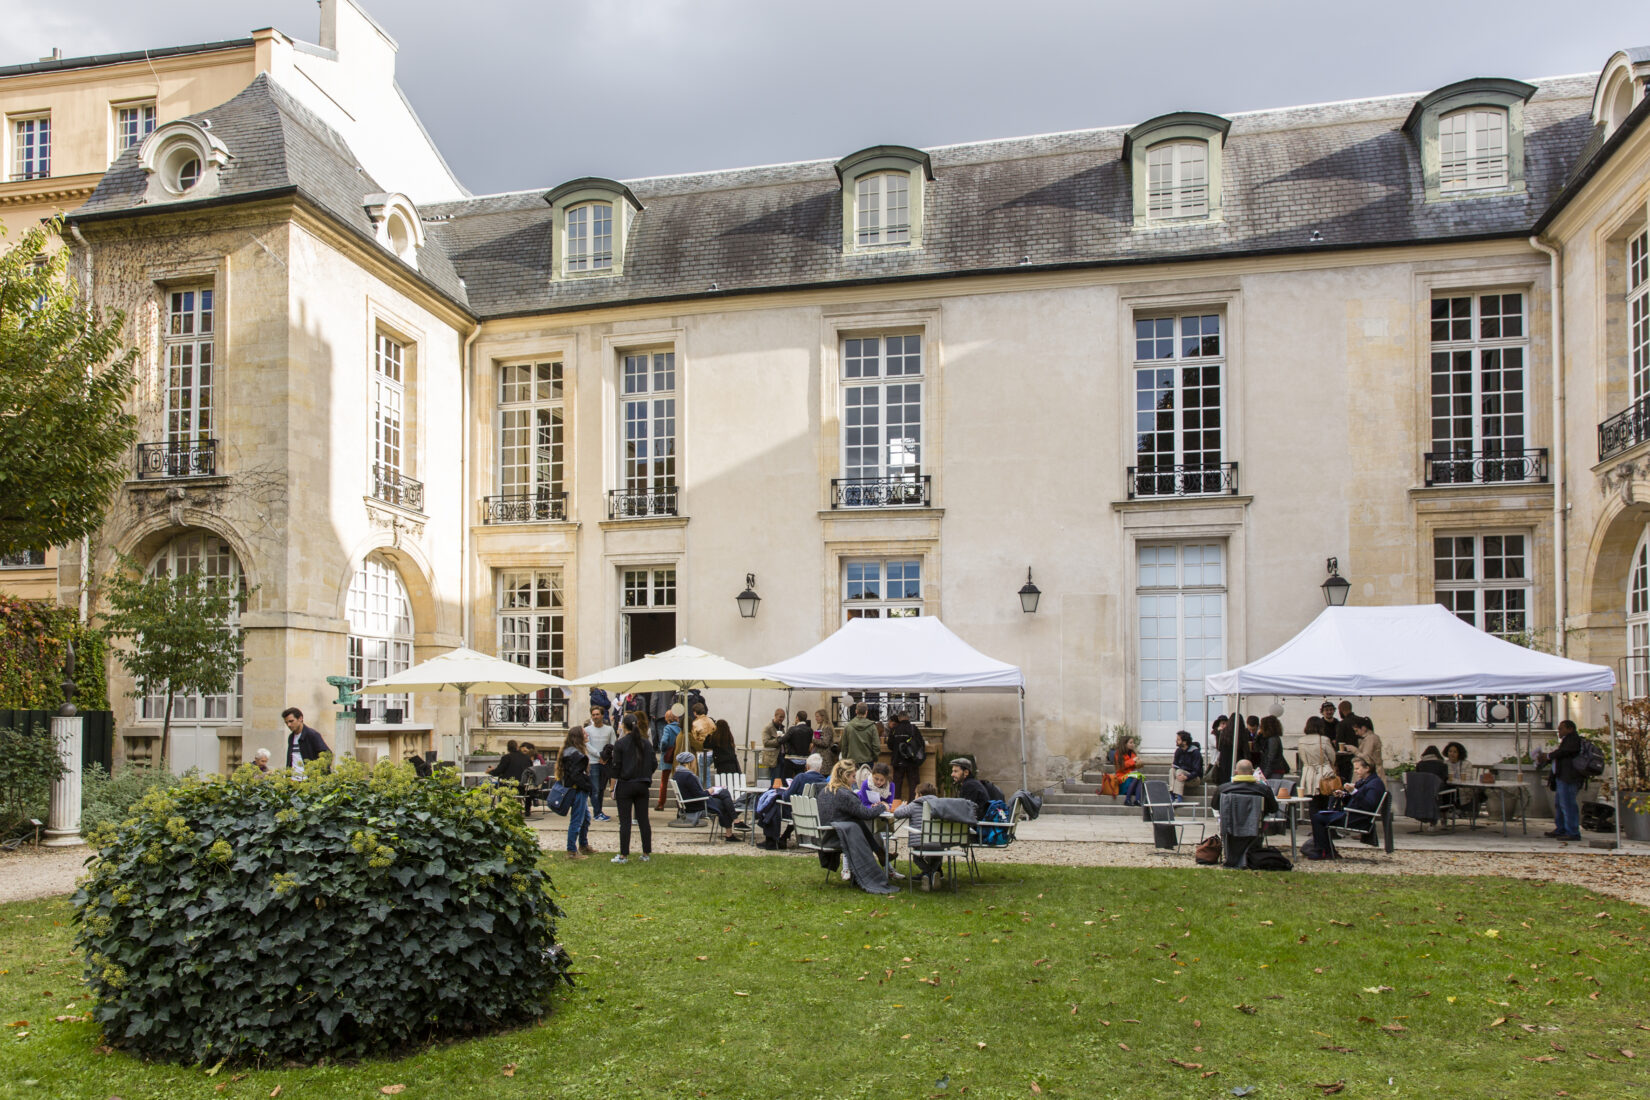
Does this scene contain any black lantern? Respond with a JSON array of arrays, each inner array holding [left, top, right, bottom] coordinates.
[[1018, 567, 1041, 614], [1322, 557, 1351, 607], [736, 573, 761, 619]]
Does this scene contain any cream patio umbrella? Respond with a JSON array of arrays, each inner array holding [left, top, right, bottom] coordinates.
[[359, 647, 570, 758]]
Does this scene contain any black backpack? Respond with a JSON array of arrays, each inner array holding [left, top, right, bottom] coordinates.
[[1244, 845, 1293, 872], [1575, 739, 1605, 778], [894, 724, 925, 763]]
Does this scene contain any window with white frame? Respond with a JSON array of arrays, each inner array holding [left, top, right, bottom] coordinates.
[[0, 549, 46, 568], [165, 288, 214, 450], [1132, 312, 1224, 496], [1429, 292, 1528, 482], [566, 201, 614, 273], [1438, 107, 1509, 193], [496, 361, 564, 520], [115, 102, 156, 156], [10, 115, 49, 181], [496, 569, 565, 724], [855, 172, 911, 247], [618, 351, 676, 513], [1434, 533, 1529, 638], [624, 567, 677, 610], [141, 531, 243, 722], [348, 556, 413, 722], [371, 331, 407, 501], [843, 558, 922, 621], [1146, 141, 1209, 219], [1136, 543, 1224, 745], [1630, 531, 1650, 700], [840, 334, 924, 506], [1631, 231, 1649, 406]]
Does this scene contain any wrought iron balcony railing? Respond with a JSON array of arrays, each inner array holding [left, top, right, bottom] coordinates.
[[484, 697, 568, 727], [1125, 462, 1238, 499], [831, 693, 930, 728], [371, 466, 424, 512], [607, 485, 678, 519], [831, 475, 931, 509], [1422, 447, 1548, 487], [1600, 398, 1650, 462], [1426, 694, 1553, 730], [481, 492, 567, 524], [135, 439, 218, 479]]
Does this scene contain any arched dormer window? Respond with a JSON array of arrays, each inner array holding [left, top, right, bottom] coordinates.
[[1403, 78, 1536, 201], [1592, 48, 1650, 137], [1123, 112, 1231, 227], [544, 178, 642, 279], [835, 145, 933, 253], [137, 119, 228, 203], [363, 192, 425, 269]]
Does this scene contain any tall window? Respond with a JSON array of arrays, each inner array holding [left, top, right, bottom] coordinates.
[[115, 102, 156, 154], [620, 351, 676, 504], [1434, 534, 1528, 638], [141, 532, 243, 722], [566, 201, 614, 272], [496, 570, 565, 724], [1136, 543, 1224, 744], [856, 172, 911, 247], [843, 559, 921, 621], [1146, 141, 1209, 219], [371, 331, 406, 491], [348, 556, 413, 722], [1438, 107, 1508, 193], [165, 288, 214, 448], [1630, 531, 1650, 700], [841, 335, 923, 503], [1631, 231, 1649, 406], [1133, 313, 1224, 495], [498, 361, 564, 518], [10, 116, 49, 180], [1430, 292, 1526, 480]]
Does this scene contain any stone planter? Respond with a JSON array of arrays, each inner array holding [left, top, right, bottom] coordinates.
[[1621, 800, 1650, 842], [1493, 765, 1549, 818]]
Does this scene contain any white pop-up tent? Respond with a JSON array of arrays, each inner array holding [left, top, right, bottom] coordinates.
[[756, 617, 1030, 790], [1204, 604, 1621, 847]]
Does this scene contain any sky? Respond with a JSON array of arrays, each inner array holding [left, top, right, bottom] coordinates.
[[3, 0, 1646, 197]]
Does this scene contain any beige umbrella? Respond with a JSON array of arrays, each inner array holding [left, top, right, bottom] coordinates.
[[359, 646, 570, 757]]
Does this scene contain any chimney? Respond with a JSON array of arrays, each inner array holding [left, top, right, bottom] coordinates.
[[39, 47, 62, 62]]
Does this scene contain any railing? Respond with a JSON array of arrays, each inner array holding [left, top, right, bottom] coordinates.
[[607, 486, 677, 519], [831, 693, 930, 728], [481, 492, 567, 524], [1423, 448, 1548, 487], [831, 475, 931, 509], [484, 697, 568, 727], [1426, 694, 1554, 730], [135, 439, 218, 479], [1125, 462, 1238, 499], [372, 466, 424, 512], [1599, 398, 1650, 462]]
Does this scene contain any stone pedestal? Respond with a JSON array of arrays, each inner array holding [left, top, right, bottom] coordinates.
[[44, 715, 85, 847], [334, 711, 356, 761]]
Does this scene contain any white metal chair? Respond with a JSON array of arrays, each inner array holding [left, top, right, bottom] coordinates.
[[1141, 779, 1206, 851], [788, 791, 843, 881], [907, 801, 975, 891], [668, 777, 713, 837], [1326, 791, 1390, 854]]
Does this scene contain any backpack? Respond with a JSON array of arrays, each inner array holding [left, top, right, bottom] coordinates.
[[894, 726, 925, 764], [981, 779, 1006, 805], [1194, 835, 1223, 865], [1575, 739, 1605, 778], [975, 801, 1011, 846], [1244, 845, 1293, 872]]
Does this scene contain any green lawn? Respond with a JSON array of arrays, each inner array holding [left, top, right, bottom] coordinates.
[[1, 857, 1647, 1099]]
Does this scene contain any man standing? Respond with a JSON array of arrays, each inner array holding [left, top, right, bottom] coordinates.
[[760, 707, 787, 784], [654, 707, 681, 810], [282, 707, 329, 778], [584, 706, 614, 821], [841, 703, 882, 769], [886, 709, 924, 802], [1543, 719, 1585, 842]]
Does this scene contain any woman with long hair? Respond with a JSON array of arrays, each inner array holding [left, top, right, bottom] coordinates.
[[706, 717, 740, 776], [1254, 714, 1288, 780], [1296, 715, 1338, 809], [558, 726, 595, 861], [609, 713, 658, 863], [813, 709, 837, 768], [1209, 715, 1233, 787], [814, 758, 897, 891]]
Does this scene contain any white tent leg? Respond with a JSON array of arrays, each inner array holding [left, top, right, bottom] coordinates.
[[743, 689, 753, 783], [1608, 691, 1622, 851], [1017, 688, 1030, 794]]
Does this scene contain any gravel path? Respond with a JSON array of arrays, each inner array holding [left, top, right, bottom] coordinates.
[[0, 845, 91, 904]]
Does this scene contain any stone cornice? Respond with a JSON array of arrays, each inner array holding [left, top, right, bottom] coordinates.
[[0, 172, 100, 208]]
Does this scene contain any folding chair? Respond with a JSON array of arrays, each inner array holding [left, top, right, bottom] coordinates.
[[907, 802, 975, 891], [518, 764, 553, 817], [1141, 779, 1206, 851], [788, 792, 843, 882], [668, 777, 713, 838], [1327, 792, 1390, 855], [713, 773, 755, 832], [1404, 771, 1459, 833]]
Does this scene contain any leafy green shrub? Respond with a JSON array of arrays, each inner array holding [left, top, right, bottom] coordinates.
[[73, 760, 572, 1063], [0, 725, 64, 838], [78, 763, 178, 833]]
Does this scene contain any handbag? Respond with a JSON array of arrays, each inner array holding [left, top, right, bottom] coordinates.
[[1318, 776, 1342, 798], [546, 781, 574, 816], [1194, 835, 1223, 865], [1099, 772, 1121, 798]]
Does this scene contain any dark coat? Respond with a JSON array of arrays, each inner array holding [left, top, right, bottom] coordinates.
[[287, 724, 329, 764], [957, 776, 992, 820], [1254, 734, 1287, 778], [1340, 772, 1386, 815], [558, 746, 591, 793], [489, 750, 531, 782], [611, 734, 657, 782], [1173, 743, 1204, 777], [783, 721, 814, 757], [673, 768, 710, 803], [786, 769, 827, 797], [1547, 729, 1585, 786]]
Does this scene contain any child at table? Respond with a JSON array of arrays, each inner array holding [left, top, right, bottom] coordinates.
[[857, 762, 896, 809], [894, 782, 944, 889]]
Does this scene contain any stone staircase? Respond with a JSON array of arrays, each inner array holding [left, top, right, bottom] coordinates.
[[1039, 752, 1213, 817]]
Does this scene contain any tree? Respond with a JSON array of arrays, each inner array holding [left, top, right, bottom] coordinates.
[[0, 219, 136, 557], [104, 556, 249, 767]]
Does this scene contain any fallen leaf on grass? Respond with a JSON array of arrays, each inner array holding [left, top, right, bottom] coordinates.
[[1621, 1049, 1636, 1059], [1329, 920, 1352, 927], [1489, 1017, 1508, 1027], [1030, 1083, 1042, 1095], [1319, 1045, 1354, 1053], [1315, 1082, 1345, 1095], [1357, 1016, 1377, 1025], [381, 1088, 406, 1096], [1589, 992, 1601, 1001], [501, 1063, 516, 1077], [1526, 1055, 1556, 1063], [1202, 1070, 1219, 1078], [1362, 985, 1392, 994], [270, 1089, 282, 1098], [977, 1041, 987, 1049], [732, 991, 750, 997], [1233, 1004, 1257, 1015], [1381, 1024, 1408, 1034], [1118, 1042, 1130, 1051], [1168, 1059, 1203, 1070]]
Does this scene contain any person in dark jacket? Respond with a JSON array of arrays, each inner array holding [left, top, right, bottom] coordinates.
[[610, 714, 658, 863], [785, 754, 828, 797], [950, 757, 991, 820], [1170, 730, 1204, 801], [1209, 715, 1234, 788], [815, 759, 894, 877], [705, 718, 741, 776], [781, 711, 813, 779], [281, 708, 330, 777], [1308, 758, 1386, 859], [887, 709, 924, 802], [1216, 762, 1279, 867], [672, 753, 741, 841], [1253, 715, 1288, 779], [1542, 720, 1585, 841], [1415, 745, 1449, 783], [488, 739, 531, 783], [558, 726, 595, 860]]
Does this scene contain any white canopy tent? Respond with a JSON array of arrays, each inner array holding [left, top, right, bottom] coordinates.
[[756, 617, 1030, 790], [1204, 604, 1621, 847]]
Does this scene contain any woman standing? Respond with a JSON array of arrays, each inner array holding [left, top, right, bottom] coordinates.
[[609, 714, 658, 864], [706, 718, 741, 777], [1296, 715, 1337, 810], [558, 726, 595, 861], [1253, 715, 1288, 780], [813, 709, 838, 768], [1209, 715, 1234, 788]]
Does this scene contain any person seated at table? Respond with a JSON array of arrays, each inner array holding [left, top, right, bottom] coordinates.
[[706, 718, 741, 777], [857, 761, 896, 810], [892, 781, 946, 889], [1253, 715, 1288, 780], [951, 757, 992, 820], [1415, 745, 1449, 783], [1307, 757, 1386, 860], [786, 753, 828, 797], [1216, 761, 1279, 868], [488, 740, 531, 784], [1170, 730, 1202, 802], [671, 752, 741, 842], [816, 759, 898, 889]]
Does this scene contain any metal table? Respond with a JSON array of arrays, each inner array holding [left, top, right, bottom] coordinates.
[[1451, 779, 1528, 836]]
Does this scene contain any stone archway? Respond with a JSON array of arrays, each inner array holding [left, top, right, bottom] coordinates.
[[1575, 498, 1650, 677]]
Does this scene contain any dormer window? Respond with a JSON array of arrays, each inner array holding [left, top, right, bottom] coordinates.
[[138, 119, 228, 203], [363, 193, 424, 269], [835, 146, 932, 254], [1593, 49, 1650, 137], [545, 179, 641, 279], [1403, 78, 1535, 202], [1124, 113, 1230, 228]]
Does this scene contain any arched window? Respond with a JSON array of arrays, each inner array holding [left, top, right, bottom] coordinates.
[[855, 171, 911, 247], [141, 531, 244, 722], [1629, 529, 1650, 699], [1145, 140, 1209, 219], [565, 201, 614, 272], [1438, 106, 1508, 193], [348, 556, 414, 721]]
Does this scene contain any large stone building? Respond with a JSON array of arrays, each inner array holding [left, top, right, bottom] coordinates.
[[22, 1, 1650, 783]]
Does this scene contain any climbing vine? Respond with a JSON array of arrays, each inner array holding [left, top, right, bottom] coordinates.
[[0, 594, 108, 710]]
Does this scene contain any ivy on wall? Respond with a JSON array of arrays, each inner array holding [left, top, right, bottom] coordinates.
[[0, 594, 109, 711]]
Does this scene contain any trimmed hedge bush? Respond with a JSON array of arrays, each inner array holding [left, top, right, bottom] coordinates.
[[72, 760, 572, 1063], [77, 763, 178, 834]]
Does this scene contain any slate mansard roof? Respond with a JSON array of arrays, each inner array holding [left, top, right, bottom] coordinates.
[[77, 70, 1617, 321]]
